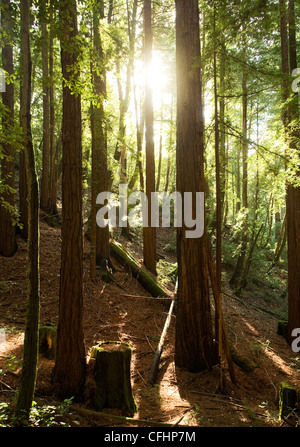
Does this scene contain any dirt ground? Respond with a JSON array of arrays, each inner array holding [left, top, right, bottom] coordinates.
[[0, 218, 299, 428]]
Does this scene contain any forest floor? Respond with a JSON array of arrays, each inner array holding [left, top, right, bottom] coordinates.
[[0, 215, 300, 428]]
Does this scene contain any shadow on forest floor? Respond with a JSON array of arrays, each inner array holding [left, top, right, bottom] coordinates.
[[0, 220, 299, 427]]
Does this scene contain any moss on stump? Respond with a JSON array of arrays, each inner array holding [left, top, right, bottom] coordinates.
[[39, 323, 57, 360], [92, 341, 138, 417], [279, 382, 297, 420]]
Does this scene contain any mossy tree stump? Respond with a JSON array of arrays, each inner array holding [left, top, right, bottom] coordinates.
[[279, 382, 297, 420], [39, 323, 57, 360], [92, 341, 137, 417], [277, 320, 288, 339]]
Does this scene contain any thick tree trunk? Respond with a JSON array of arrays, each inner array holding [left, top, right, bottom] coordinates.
[[0, 0, 17, 257], [52, 0, 86, 400], [174, 0, 214, 372], [143, 0, 157, 275], [280, 0, 300, 345], [14, 0, 40, 424]]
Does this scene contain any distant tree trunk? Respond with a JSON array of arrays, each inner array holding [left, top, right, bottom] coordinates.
[[272, 212, 287, 267], [113, 0, 138, 237], [0, 0, 17, 257], [280, 0, 300, 344], [90, 0, 110, 280], [143, 0, 156, 275], [213, 4, 221, 296], [175, 0, 214, 372], [235, 141, 241, 215], [113, 0, 138, 167], [107, 0, 114, 24], [164, 155, 170, 192], [48, 4, 58, 216], [128, 77, 144, 192], [14, 0, 40, 424], [52, 0, 86, 400], [230, 37, 248, 294], [213, 3, 224, 390], [40, 1, 50, 212], [156, 101, 163, 192], [164, 94, 174, 193], [219, 37, 226, 220]]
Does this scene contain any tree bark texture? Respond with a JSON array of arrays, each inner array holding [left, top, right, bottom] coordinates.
[[90, 0, 110, 279], [14, 0, 40, 423], [174, 0, 214, 372], [92, 342, 137, 417], [52, 0, 86, 400], [143, 0, 157, 275], [279, 0, 300, 344], [0, 0, 17, 257], [40, 1, 50, 211]]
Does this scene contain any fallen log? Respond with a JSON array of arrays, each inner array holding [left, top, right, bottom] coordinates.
[[110, 240, 168, 298], [68, 404, 188, 427]]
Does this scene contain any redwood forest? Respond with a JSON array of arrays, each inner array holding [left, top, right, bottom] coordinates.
[[0, 0, 300, 433]]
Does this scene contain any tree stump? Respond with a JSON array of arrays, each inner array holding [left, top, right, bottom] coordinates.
[[279, 382, 297, 420], [92, 341, 137, 417], [39, 323, 57, 360], [277, 320, 288, 339]]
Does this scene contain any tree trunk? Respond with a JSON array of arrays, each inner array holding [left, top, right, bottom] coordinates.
[[174, 0, 215, 372], [272, 213, 287, 268], [213, 4, 222, 297], [143, 0, 157, 275], [280, 0, 300, 345], [113, 0, 138, 166], [40, 1, 50, 212], [113, 0, 139, 237], [14, 0, 40, 424], [0, 0, 17, 257], [90, 0, 110, 281], [230, 37, 248, 294], [128, 81, 145, 192], [48, 4, 58, 216], [164, 94, 174, 193], [52, 0, 86, 400], [156, 101, 163, 192]]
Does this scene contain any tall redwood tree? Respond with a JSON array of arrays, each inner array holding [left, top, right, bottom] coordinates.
[[143, 0, 157, 275], [0, 0, 17, 257], [279, 0, 300, 344], [52, 0, 86, 400], [14, 0, 40, 423], [175, 0, 215, 372]]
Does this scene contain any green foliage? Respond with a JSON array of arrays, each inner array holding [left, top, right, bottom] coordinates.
[[157, 258, 177, 287], [0, 403, 10, 427], [28, 399, 73, 427], [0, 398, 75, 427]]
